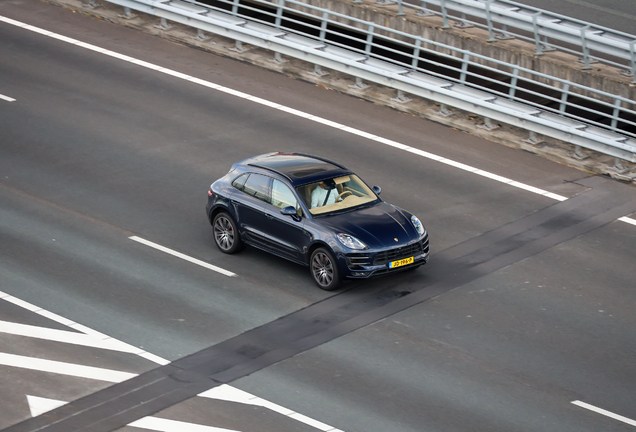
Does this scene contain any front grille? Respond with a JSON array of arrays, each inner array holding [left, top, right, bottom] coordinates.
[[374, 238, 428, 266], [346, 236, 429, 270]]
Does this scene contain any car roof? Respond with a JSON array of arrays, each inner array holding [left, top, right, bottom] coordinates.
[[241, 152, 353, 186]]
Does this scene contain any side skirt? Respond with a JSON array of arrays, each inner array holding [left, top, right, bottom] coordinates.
[[243, 240, 308, 267]]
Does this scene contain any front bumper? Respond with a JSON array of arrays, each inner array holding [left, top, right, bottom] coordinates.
[[342, 235, 430, 279]]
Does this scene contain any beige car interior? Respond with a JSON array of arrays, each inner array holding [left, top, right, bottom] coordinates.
[[298, 175, 376, 216]]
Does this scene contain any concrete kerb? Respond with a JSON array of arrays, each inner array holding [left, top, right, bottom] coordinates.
[[41, 0, 636, 184]]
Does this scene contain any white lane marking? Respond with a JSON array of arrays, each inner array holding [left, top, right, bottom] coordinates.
[[1, 291, 340, 431], [0, 352, 136, 382], [0, 320, 142, 353], [2, 13, 635, 428], [619, 216, 636, 226], [10, 355, 343, 431], [20, 363, 337, 430], [130, 416, 240, 432], [572, 400, 636, 427], [129, 236, 236, 277], [200, 385, 345, 432], [0, 290, 168, 365], [2, 15, 635, 227], [27, 395, 66, 417], [0, 16, 568, 200], [1, 93, 16, 102], [28, 396, 241, 432]]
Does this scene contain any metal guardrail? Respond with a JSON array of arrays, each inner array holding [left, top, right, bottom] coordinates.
[[105, 0, 636, 164], [388, 0, 636, 81]]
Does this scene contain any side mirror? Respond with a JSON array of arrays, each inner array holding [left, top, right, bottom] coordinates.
[[280, 206, 302, 222], [372, 186, 382, 195], [281, 206, 299, 217]]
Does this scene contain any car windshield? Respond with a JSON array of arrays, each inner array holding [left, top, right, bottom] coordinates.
[[296, 175, 379, 216]]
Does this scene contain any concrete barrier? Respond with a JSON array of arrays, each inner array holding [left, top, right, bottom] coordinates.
[[263, 0, 635, 103]]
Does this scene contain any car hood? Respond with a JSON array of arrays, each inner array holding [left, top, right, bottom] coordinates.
[[318, 202, 419, 249]]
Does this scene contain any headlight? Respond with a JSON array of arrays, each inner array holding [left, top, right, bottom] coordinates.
[[411, 215, 426, 236], [337, 233, 368, 250]]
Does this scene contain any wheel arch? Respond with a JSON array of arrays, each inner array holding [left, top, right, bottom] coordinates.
[[307, 240, 333, 265], [208, 204, 231, 225], [307, 239, 349, 283]]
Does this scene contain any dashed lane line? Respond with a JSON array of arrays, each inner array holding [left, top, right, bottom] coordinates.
[[572, 400, 636, 427], [2, 15, 634, 227], [619, 215, 636, 226], [129, 235, 237, 277], [2, 13, 635, 432]]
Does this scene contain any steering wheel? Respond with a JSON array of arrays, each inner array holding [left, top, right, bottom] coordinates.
[[336, 190, 353, 202]]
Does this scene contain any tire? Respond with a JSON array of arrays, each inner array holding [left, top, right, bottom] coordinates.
[[310, 247, 341, 291], [212, 212, 243, 254]]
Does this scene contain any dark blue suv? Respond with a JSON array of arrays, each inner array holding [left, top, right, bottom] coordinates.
[[206, 153, 429, 290]]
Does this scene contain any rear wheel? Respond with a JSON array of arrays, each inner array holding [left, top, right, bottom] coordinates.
[[213, 212, 243, 254], [310, 247, 341, 291]]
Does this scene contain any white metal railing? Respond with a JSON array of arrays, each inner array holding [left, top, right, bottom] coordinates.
[[383, 0, 636, 81], [106, 0, 636, 163]]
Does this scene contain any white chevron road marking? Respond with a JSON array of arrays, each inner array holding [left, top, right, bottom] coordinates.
[[27, 396, 241, 432]]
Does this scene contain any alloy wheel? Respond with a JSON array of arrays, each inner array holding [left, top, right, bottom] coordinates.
[[312, 251, 334, 288], [214, 216, 234, 251]]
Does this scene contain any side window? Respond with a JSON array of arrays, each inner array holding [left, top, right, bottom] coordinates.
[[242, 173, 270, 203], [231, 173, 249, 191], [271, 180, 299, 210]]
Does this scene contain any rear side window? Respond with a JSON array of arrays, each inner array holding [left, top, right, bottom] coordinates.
[[231, 173, 249, 191], [242, 173, 270, 203]]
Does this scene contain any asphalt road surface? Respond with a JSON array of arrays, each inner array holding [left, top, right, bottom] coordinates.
[[1, 2, 636, 432]]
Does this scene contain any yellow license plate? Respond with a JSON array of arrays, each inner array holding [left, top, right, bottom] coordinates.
[[389, 256, 414, 269]]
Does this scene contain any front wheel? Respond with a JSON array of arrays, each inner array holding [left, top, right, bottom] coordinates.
[[310, 247, 341, 291], [213, 212, 243, 254]]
